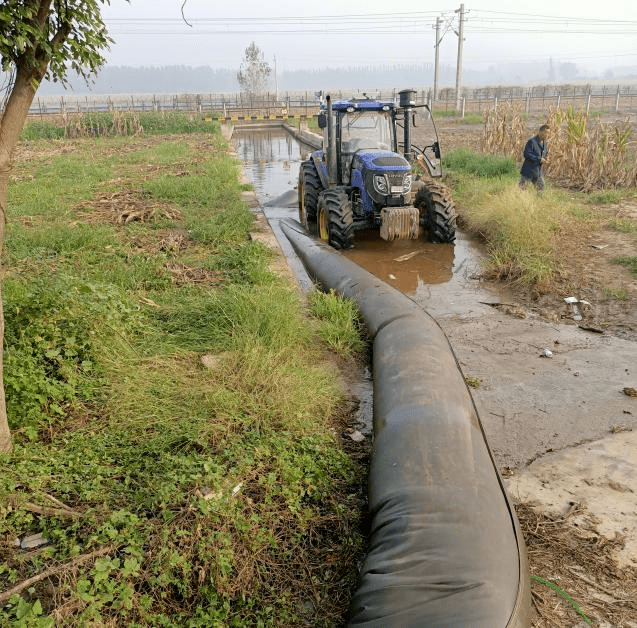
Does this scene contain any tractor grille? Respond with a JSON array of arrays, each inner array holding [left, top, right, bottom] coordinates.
[[386, 172, 405, 187]]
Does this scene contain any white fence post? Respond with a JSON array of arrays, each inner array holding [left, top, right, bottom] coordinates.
[[615, 86, 620, 114]]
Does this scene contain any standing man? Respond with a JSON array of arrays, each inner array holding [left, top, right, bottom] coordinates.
[[519, 124, 549, 191]]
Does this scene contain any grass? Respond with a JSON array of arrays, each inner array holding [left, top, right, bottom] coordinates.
[[613, 256, 637, 276], [431, 109, 484, 125], [608, 218, 637, 234], [20, 110, 217, 140], [0, 125, 366, 626], [603, 286, 628, 300], [308, 289, 366, 357], [444, 148, 598, 283], [587, 189, 624, 205], [443, 147, 517, 178]]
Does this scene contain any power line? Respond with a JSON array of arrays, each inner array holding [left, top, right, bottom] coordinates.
[[105, 9, 637, 35]]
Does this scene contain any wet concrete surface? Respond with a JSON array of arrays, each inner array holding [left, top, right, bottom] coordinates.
[[233, 127, 637, 559]]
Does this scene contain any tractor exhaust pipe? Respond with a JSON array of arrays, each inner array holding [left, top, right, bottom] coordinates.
[[399, 88, 416, 163], [326, 95, 337, 187]]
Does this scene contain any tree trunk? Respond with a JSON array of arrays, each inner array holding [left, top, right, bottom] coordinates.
[[0, 66, 40, 453]]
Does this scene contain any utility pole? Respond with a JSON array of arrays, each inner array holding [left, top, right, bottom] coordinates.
[[455, 4, 465, 111], [273, 55, 278, 102], [433, 17, 441, 101]]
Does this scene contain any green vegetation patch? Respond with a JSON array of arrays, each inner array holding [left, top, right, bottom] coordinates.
[[608, 218, 637, 234], [613, 255, 637, 276], [1, 132, 365, 626], [308, 289, 366, 357], [444, 147, 517, 178], [21, 110, 217, 140], [444, 148, 598, 284]]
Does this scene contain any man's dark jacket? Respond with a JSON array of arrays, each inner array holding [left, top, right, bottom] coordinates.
[[520, 135, 548, 179]]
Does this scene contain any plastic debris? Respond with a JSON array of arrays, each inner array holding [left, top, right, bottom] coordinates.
[[349, 430, 365, 442], [564, 296, 590, 321], [393, 251, 420, 263], [16, 533, 50, 550], [541, 348, 553, 358]]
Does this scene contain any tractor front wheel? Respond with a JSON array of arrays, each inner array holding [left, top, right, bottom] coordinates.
[[414, 181, 457, 243], [317, 188, 354, 250], [298, 160, 321, 230]]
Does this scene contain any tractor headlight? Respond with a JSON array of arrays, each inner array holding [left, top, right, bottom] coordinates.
[[373, 174, 388, 194], [402, 173, 412, 194]]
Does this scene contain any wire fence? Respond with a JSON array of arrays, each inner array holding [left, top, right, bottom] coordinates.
[[27, 84, 637, 119]]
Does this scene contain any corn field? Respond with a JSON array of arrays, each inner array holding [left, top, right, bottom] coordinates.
[[482, 104, 637, 190], [61, 110, 144, 138]]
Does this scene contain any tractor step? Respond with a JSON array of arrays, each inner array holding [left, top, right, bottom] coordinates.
[[379, 206, 420, 241]]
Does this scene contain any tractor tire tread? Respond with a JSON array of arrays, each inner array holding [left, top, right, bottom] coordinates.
[[299, 160, 321, 228], [320, 188, 354, 250], [414, 180, 457, 243]]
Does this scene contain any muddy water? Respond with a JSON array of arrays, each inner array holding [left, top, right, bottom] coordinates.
[[233, 127, 505, 318]]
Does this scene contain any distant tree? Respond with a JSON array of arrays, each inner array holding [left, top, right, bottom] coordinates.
[[559, 62, 579, 82], [548, 58, 556, 83], [0, 1, 112, 453], [236, 42, 271, 98]]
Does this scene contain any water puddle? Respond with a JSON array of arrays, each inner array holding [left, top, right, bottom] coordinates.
[[234, 128, 303, 210]]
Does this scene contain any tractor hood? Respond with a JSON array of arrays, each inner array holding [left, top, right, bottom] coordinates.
[[353, 150, 411, 174], [352, 150, 412, 204]]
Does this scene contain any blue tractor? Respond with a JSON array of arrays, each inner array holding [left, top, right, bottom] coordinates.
[[298, 89, 457, 249]]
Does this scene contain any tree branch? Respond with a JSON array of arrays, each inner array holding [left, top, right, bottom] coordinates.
[[22, 501, 82, 518], [0, 545, 115, 604]]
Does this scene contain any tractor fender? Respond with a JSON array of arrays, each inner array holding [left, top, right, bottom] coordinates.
[[311, 151, 329, 190], [280, 219, 531, 628]]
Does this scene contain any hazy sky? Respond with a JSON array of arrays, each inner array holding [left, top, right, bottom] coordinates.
[[100, 0, 637, 77]]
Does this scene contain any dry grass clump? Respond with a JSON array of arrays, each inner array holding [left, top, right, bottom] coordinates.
[[464, 185, 569, 284], [517, 502, 637, 627], [75, 189, 182, 225], [165, 262, 224, 285], [63, 110, 143, 138]]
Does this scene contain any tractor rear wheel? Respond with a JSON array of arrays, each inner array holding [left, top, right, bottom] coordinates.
[[317, 188, 354, 250], [414, 181, 457, 243], [298, 160, 321, 230]]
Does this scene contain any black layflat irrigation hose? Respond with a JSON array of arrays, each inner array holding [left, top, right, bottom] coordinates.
[[280, 219, 531, 628]]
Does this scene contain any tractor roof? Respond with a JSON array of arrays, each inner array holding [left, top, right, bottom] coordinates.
[[327, 99, 396, 112]]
